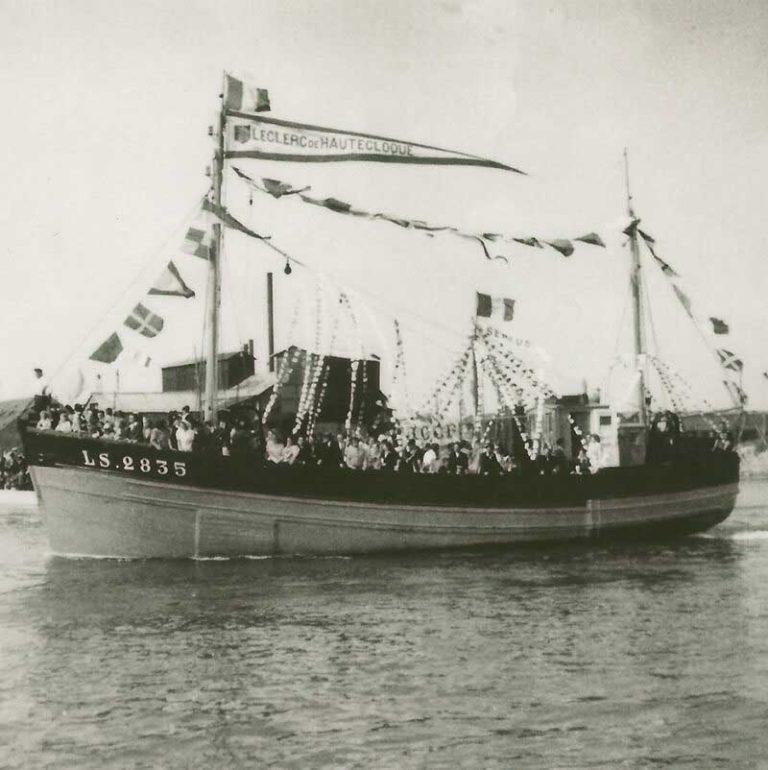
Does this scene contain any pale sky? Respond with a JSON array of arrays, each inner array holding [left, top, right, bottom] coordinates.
[[1, 0, 767, 410]]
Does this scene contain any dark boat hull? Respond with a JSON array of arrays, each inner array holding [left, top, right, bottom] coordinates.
[[22, 431, 740, 558]]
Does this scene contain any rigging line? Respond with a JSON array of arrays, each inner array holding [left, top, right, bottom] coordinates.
[[248, 236, 468, 354], [609, 262, 631, 363], [45, 194, 208, 387], [640, 239, 739, 409], [642, 257, 665, 409], [229, 201, 489, 347]]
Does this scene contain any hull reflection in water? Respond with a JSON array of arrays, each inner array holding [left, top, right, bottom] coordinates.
[[31, 464, 738, 559]]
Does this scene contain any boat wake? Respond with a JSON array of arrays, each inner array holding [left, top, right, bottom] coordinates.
[[696, 529, 768, 542], [727, 530, 768, 542]]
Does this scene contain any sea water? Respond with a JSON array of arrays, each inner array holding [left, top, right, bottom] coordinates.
[[1, 483, 768, 768]]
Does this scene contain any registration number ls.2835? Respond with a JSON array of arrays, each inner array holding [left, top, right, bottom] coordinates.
[[80, 449, 187, 477]]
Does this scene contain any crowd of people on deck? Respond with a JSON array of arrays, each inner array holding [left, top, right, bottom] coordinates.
[[0, 450, 31, 490], [30, 400, 613, 476]]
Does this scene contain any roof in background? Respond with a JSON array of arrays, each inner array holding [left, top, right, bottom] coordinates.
[[162, 350, 250, 369], [90, 371, 275, 414]]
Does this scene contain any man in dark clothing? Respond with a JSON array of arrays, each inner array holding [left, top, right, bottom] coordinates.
[[447, 442, 462, 474], [550, 438, 568, 475], [382, 441, 398, 471], [319, 435, 343, 467], [295, 436, 314, 465], [479, 444, 501, 475], [230, 420, 251, 456], [399, 440, 419, 473]]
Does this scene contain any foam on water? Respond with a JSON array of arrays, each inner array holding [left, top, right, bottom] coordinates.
[[728, 529, 768, 541]]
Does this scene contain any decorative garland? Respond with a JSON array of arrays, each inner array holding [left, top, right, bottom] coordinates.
[[262, 347, 302, 424], [649, 355, 728, 439], [389, 319, 411, 433], [345, 359, 360, 432], [307, 359, 330, 434]]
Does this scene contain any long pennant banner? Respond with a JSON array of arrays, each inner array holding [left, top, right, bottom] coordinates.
[[225, 113, 522, 173]]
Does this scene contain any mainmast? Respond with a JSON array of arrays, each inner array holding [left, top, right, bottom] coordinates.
[[624, 149, 647, 426], [204, 82, 226, 423]]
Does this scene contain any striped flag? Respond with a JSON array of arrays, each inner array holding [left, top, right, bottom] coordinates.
[[476, 292, 515, 321], [124, 304, 164, 338], [224, 74, 270, 113]]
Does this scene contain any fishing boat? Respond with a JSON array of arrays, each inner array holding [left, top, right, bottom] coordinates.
[[20, 75, 740, 558]]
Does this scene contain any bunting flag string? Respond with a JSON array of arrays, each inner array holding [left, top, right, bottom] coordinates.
[[232, 167, 605, 264], [639, 226, 745, 390], [650, 355, 735, 431]]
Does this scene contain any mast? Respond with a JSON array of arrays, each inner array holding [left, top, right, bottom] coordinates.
[[205, 82, 226, 422], [624, 148, 647, 426]]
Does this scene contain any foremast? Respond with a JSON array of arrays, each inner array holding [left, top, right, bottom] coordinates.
[[624, 149, 647, 427], [204, 81, 226, 423]]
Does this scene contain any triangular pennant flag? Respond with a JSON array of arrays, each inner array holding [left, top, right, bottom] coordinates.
[[513, 237, 544, 249], [202, 199, 270, 241], [545, 239, 574, 257], [574, 232, 605, 247], [410, 221, 455, 232], [124, 303, 164, 338], [373, 213, 413, 228], [709, 317, 729, 335], [148, 261, 195, 298], [232, 167, 310, 198], [262, 177, 302, 198], [623, 218, 641, 236], [717, 348, 743, 372], [316, 196, 353, 214], [652, 253, 679, 278], [90, 333, 123, 364], [672, 284, 694, 318], [638, 228, 655, 244]]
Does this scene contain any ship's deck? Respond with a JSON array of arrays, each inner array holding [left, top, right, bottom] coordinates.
[[21, 429, 740, 510]]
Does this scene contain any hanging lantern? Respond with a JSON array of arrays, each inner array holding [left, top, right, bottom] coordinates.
[[284, 258, 292, 275]]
